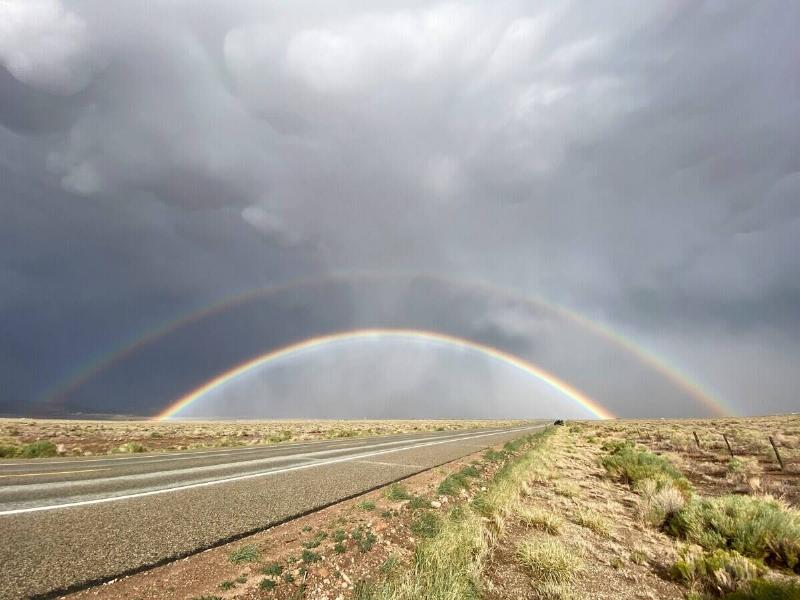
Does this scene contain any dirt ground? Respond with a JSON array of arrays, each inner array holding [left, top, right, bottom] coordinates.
[[0, 418, 525, 457]]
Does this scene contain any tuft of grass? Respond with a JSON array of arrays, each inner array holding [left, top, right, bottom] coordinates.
[[386, 483, 411, 501], [357, 500, 376, 511], [459, 465, 481, 478], [218, 580, 235, 591], [667, 494, 800, 571], [572, 509, 611, 537], [407, 495, 429, 510], [353, 580, 378, 599], [411, 511, 442, 539], [516, 536, 583, 583], [536, 581, 578, 599], [301, 549, 320, 563], [380, 555, 401, 577], [438, 473, 470, 496], [332, 528, 347, 542], [672, 546, 764, 595], [258, 578, 276, 590], [637, 479, 687, 528], [518, 506, 563, 535], [114, 442, 146, 454], [228, 545, 260, 564], [553, 481, 579, 499], [261, 562, 282, 576], [19, 440, 58, 458], [334, 542, 346, 554]]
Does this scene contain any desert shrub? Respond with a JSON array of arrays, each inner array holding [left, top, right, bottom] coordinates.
[[411, 511, 442, 539], [637, 479, 687, 528], [438, 472, 470, 496], [601, 442, 691, 494], [229, 545, 260, 564], [672, 546, 764, 595], [19, 440, 57, 458], [114, 442, 146, 454], [667, 495, 800, 571], [572, 509, 611, 537]]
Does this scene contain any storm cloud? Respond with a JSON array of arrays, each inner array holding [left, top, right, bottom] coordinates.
[[1, 1, 798, 418]]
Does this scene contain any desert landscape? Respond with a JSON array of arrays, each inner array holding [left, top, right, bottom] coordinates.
[[0, 418, 526, 458], [59, 415, 799, 600]]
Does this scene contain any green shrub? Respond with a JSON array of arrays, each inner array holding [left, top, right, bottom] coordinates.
[[407, 495, 429, 510], [672, 547, 764, 594], [301, 549, 320, 563], [0, 445, 20, 458], [357, 500, 376, 511], [261, 562, 282, 576], [601, 442, 690, 493], [302, 531, 327, 548], [20, 440, 57, 458], [352, 526, 377, 552], [459, 465, 481, 478], [484, 449, 506, 462], [667, 495, 800, 571], [722, 579, 800, 599]]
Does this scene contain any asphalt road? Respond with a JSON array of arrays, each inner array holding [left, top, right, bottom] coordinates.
[[0, 422, 546, 599]]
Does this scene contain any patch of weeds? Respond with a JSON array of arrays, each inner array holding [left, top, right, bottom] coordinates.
[[192, 596, 222, 600], [438, 472, 470, 496], [302, 531, 327, 548], [630, 548, 648, 565], [357, 500, 376, 511], [572, 509, 611, 537], [459, 465, 481, 478], [352, 526, 377, 552], [411, 511, 442, 539], [268, 430, 292, 443], [667, 494, 800, 570], [516, 536, 583, 583], [235, 574, 247, 584], [261, 562, 282, 576], [228, 545, 260, 564], [301, 549, 321, 563], [282, 572, 295, 584], [386, 483, 410, 501], [114, 442, 147, 454], [353, 580, 377, 600], [332, 528, 347, 542], [301, 524, 312, 532], [218, 580, 235, 591], [535, 582, 577, 600], [610, 556, 624, 569], [518, 506, 563, 535], [19, 440, 57, 458], [258, 578, 276, 591], [380, 555, 400, 577], [484, 448, 506, 462], [334, 542, 346, 554], [636, 479, 687, 528], [406, 495, 429, 510]]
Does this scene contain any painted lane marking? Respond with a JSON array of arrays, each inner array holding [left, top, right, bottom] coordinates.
[[357, 460, 422, 469], [0, 468, 110, 479], [0, 425, 544, 515]]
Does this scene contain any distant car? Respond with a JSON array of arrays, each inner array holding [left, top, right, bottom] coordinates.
[[553, 419, 565, 426]]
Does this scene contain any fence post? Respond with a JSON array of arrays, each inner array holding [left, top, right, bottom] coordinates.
[[769, 436, 785, 470], [693, 431, 701, 449], [723, 433, 734, 459]]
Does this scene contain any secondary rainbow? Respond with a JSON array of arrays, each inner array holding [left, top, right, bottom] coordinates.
[[43, 270, 729, 417], [154, 328, 615, 421]]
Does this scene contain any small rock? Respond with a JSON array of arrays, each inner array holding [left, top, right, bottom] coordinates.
[[430, 501, 442, 508]]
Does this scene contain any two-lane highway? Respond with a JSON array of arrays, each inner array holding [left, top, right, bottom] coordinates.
[[0, 422, 546, 599]]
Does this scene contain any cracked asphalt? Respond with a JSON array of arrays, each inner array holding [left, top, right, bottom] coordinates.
[[0, 423, 545, 599]]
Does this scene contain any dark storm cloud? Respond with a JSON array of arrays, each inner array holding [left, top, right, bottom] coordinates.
[[1, 0, 798, 417]]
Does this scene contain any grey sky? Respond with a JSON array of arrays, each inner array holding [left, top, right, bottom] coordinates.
[[1, 1, 798, 419]]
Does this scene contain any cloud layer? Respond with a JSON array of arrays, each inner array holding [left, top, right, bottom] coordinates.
[[1, 1, 798, 418]]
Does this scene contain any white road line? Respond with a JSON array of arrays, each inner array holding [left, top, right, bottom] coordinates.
[[357, 460, 422, 469], [0, 468, 110, 479], [0, 425, 544, 516]]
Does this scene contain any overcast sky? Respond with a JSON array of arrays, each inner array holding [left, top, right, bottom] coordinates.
[[1, 0, 798, 419]]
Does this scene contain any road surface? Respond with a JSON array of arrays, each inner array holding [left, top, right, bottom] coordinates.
[[0, 422, 546, 599]]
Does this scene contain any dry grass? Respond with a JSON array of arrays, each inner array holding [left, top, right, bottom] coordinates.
[[0, 418, 527, 457], [518, 506, 563, 535], [571, 508, 611, 537], [516, 536, 583, 583]]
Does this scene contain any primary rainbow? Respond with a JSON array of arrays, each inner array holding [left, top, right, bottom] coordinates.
[[153, 328, 615, 421]]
